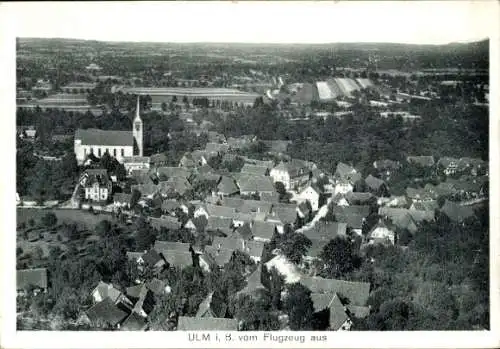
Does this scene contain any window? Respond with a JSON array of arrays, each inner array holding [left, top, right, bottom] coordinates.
[[113, 149, 117, 157], [98, 148, 102, 157], [106, 148, 109, 154], [84, 148, 87, 156], [121, 148, 124, 157], [90, 148, 94, 154]]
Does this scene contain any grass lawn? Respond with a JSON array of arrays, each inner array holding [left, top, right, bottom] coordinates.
[[17, 208, 113, 230]]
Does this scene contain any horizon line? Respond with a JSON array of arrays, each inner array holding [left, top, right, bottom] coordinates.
[[17, 36, 490, 47]]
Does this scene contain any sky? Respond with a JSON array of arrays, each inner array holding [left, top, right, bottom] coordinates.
[[1, 1, 497, 45]]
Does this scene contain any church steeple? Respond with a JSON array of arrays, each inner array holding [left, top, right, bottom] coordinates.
[[133, 95, 143, 156]]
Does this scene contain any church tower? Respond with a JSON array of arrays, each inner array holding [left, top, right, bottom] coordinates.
[[133, 95, 143, 156]]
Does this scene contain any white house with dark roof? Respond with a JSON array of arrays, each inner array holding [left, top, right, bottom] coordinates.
[[74, 96, 143, 164]]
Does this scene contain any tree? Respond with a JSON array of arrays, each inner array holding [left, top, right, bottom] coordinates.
[[283, 283, 314, 330], [29, 161, 55, 204], [319, 237, 359, 278], [136, 216, 155, 251], [61, 152, 78, 177], [232, 292, 280, 331], [41, 212, 57, 227], [274, 230, 311, 265], [130, 189, 141, 208], [95, 220, 112, 237]]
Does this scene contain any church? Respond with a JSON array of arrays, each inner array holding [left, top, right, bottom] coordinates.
[[74, 96, 143, 165]]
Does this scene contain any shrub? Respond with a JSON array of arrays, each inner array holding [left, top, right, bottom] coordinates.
[[41, 212, 57, 227]]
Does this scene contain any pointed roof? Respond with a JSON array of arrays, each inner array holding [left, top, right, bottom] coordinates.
[[134, 95, 141, 122], [311, 293, 349, 330], [365, 175, 386, 190], [237, 265, 266, 296]]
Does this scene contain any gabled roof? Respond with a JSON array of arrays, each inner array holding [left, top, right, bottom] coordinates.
[[126, 284, 146, 299], [203, 203, 237, 218], [149, 217, 182, 231], [212, 237, 264, 260], [206, 216, 233, 234], [345, 192, 374, 204], [406, 155, 435, 167], [122, 156, 150, 164], [262, 140, 290, 154], [241, 163, 269, 176], [378, 207, 418, 232], [141, 249, 164, 267], [406, 187, 438, 200], [113, 193, 131, 204], [379, 207, 434, 223], [154, 241, 192, 254], [411, 200, 439, 211], [205, 142, 230, 154], [251, 221, 276, 240], [156, 167, 191, 181], [237, 265, 266, 296], [121, 311, 147, 331], [335, 162, 358, 179], [347, 305, 370, 318], [243, 157, 274, 169], [86, 298, 128, 327], [75, 128, 133, 146], [260, 191, 280, 203], [373, 159, 400, 170], [310, 293, 349, 330], [17, 268, 48, 290], [271, 203, 298, 224], [440, 200, 476, 222], [126, 251, 144, 262], [163, 251, 194, 269], [92, 281, 122, 303], [299, 276, 370, 306], [146, 278, 168, 296], [177, 316, 238, 331], [217, 176, 239, 195], [437, 157, 460, 168], [272, 160, 309, 178], [196, 291, 228, 318], [232, 222, 253, 240], [365, 175, 386, 190], [161, 199, 180, 212], [130, 169, 151, 184], [305, 221, 347, 241], [204, 246, 234, 266], [220, 197, 245, 210], [236, 174, 275, 193]]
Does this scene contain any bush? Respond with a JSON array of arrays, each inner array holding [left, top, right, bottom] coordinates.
[[17, 246, 24, 256], [41, 212, 57, 227], [28, 218, 36, 227]]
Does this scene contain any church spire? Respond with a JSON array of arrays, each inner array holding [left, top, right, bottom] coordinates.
[[135, 95, 141, 121]]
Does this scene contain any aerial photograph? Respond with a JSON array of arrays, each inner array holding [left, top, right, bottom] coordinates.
[[12, 1, 491, 334]]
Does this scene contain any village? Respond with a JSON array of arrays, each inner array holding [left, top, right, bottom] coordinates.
[[15, 37, 489, 332]]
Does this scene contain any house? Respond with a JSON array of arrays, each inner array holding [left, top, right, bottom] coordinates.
[[440, 200, 476, 222], [262, 140, 291, 156], [141, 249, 166, 272], [177, 316, 238, 331], [80, 169, 112, 203], [85, 297, 129, 329], [120, 311, 148, 331], [217, 176, 240, 197], [380, 207, 435, 223], [227, 136, 256, 150], [457, 157, 488, 176], [130, 168, 151, 184], [406, 155, 435, 167], [196, 291, 228, 318], [243, 157, 274, 169], [231, 222, 253, 240], [125, 284, 156, 318], [299, 276, 371, 306], [149, 153, 168, 167], [378, 208, 418, 233], [17, 268, 48, 294], [91, 281, 123, 304], [368, 220, 396, 245], [437, 157, 460, 175], [311, 293, 352, 331], [241, 163, 269, 176], [113, 193, 132, 209], [122, 156, 150, 174], [373, 159, 401, 172], [178, 151, 209, 168], [222, 198, 273, 215], [365, 175, 388, 196], [330, 205, 370, 236], [335, 163, 360, 182], [206, 131, 227, 144], [206, 216, 234, 236], [410, 200, 438, 211], [236, 265, 267, 298], [406, 187, 438, 202], [304, 222, 348, 259], [162, 251, 195, 269], [269, 160, 310, 190], [343, 192, 375, 206], [154, 241, 192, 254], [204, 246, 235, 268], [251, 221, 277, 242], [146, 278, 171, 296], [235, 174, 276, 196], [297, 201, 312, 220], [296, 185, 321, 211], [212, 237, 264, 263], [270, 203, 298, 226], [161, 199, 181, 215], [149, 216, 182, 231], [265, 255, 302, 284], [205, 142, 230, 155], [260, 191, 280, 203], [154, 166, 191, 182], [195, 203, 236, 220], [378, 195, 409, 208]]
